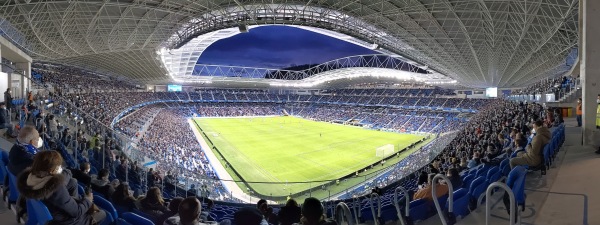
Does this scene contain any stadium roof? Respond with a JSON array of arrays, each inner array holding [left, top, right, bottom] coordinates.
[[0, 0, 579, 88]]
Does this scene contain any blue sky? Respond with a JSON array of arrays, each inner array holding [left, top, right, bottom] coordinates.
[[197, 26, 377, 69]]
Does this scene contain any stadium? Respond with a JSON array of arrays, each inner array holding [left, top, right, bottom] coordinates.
[[0, 1, 597, 225]]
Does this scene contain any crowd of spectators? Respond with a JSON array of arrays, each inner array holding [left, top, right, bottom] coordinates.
[[513, 75, 579, 96], [32, 63, 138, 92], [114, 106, 162, 137]]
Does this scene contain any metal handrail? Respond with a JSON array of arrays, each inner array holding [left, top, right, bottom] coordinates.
[[486, 182, 517, 225], [393, 186, 410, 225], [335, 202, 356, 225], [432, 174, 454, 225], [369, 193, 381, 225], [352, 196, 360, 224]]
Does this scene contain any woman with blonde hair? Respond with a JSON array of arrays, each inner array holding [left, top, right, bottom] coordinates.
[[17, 150, 106, 225]]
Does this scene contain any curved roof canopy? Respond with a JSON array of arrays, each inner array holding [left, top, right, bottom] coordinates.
[[0, 0, 579, 87]]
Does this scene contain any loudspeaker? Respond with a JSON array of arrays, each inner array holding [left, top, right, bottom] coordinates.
[[239, 24, 248, 33]]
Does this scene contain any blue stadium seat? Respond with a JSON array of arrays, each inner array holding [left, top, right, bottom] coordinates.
[[26, 199, 53, 225], [475, 164, 492, 177], [121, 212, 155, 225], [468, 177, 486, 207], [0, 153, 7, 187], [132, 208, 156, 223], [507, 166, 527, 211], [408, 198, 430, 222], [6, 166, 19, 207], [94, 195, 118, 220], [485, 166, 501, 184], [499, 158, 509, 173], [117, 218, 132, 225], [446, 188, 469, 218], [462, 174, 475, 190], [78, 184, 85, 197]]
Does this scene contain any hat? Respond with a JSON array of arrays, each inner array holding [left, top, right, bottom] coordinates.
[[234, 207, 263, 225]]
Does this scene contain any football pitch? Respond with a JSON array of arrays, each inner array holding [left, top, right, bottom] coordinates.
[[193, 116, 425, 197]]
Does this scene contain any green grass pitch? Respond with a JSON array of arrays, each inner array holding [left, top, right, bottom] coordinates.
[[193, 116, 424, 196]]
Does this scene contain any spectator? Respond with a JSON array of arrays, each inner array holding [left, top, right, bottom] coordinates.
[[0, 102, 15, 138], [279, 198, 302, 225], [8, 125, 43, 175], [159, 197, 183, 225], [510, 120, 550, 169], [234, 207, 266, 225], [413, 174, 449, 201], [4, 88, 12, 112], [111, 182, 138, 211], [90, 168, 115, 200], [17, 150, 107, 225], [257, 199, 278, 225], [446, 168, 462, 189], [467, 152, 480, 169], [147, 168, 156, 187], [297, 197, 337, 225], [71, 162, 92, 186], [139, 187, 169, 223]]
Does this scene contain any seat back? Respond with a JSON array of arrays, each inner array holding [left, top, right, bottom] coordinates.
[[117, 218, 132, 225], [408, 198, 430, 222], [6, 166, 19, 202], [462, 174, 474, 190], [507, 166, 527, 204], [1, 151, 7, 165], [446, 188, 470, 218], [499, 158, 509, 171], [468, 177, 486, 199], [94, 195, 118, 220], [475, 164, 491, 177], [121, 212, 155, 225], [0, 156, 7, 186], [501, 160, 511, 177], [486, 166, 500, 183], [27, 199, 53, 225], [78, 184, 85, 197]]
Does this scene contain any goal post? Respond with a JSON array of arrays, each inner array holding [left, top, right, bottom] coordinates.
[[376, 144, 395, 158]]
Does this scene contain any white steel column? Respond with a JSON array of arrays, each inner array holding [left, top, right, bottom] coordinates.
[[16, 62, 31, 98], [580, 0, 600, 146]]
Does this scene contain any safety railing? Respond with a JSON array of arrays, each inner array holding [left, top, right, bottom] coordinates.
[[432, 174, 455, 225], [369, 193, 382, 225], [352, 196, 360, 224], [335, 202, 356, 225], [393, 186, 410, 225], [486, 182, 518, 225]]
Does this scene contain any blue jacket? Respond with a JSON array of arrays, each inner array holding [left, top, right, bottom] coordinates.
[[8, 144, 34, 175]]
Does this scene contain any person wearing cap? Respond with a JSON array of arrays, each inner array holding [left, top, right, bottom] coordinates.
[[295, 197, 337, 225], [0, 102, 15, 138]]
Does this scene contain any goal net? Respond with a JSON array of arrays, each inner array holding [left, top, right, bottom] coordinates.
[[376, 144, 395, 158]]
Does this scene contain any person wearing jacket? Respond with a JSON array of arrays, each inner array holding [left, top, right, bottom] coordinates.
[[17, 150, 106, 225], [0, 102, 15, 138], [8, 125, 43, 176], [139, 187, 169, 223], [4, 88, 12, 112], [278, 199, 301, 225], [510, 120, 551, 169], [9, 125, 79, 196]]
